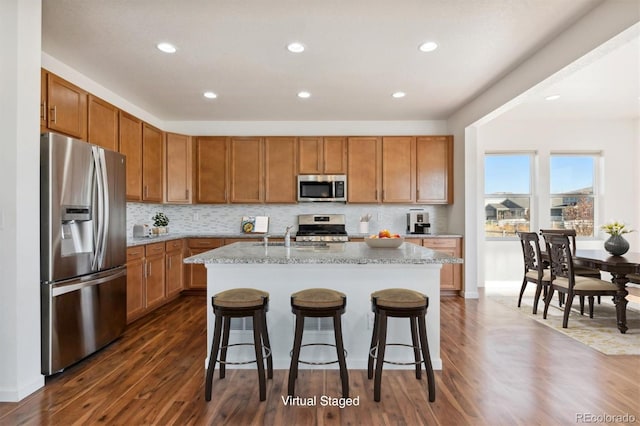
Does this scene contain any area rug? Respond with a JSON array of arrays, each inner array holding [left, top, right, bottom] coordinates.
[[488, 287, 640, 355]]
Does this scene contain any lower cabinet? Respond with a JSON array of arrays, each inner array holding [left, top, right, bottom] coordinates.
[[126, 242, 166, 323], [165, 239, 184, 298], [399, 237, 463, 294], [185, 238, 225, 290]]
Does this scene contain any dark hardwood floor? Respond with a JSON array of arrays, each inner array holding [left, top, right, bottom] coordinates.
[[1, 291, 639, 425]]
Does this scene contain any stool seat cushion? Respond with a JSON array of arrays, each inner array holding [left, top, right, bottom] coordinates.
[[371, 288, 427, 309], [213, 288, 269, 308], [291, 288, 346, 308]]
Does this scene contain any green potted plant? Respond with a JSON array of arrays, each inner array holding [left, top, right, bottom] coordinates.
[[152, 212, 169, 234]]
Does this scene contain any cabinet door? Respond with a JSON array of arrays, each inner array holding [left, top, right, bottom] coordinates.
[[416, 136, 453, 204], [230, 137, 263, 203], [145, 252, 166, 309], [88, 95, 119, 151], [422, 238, 462, 291], [323, 137, 347, 174], [265, 137, 297, 203], [298, 137, 323, 174], [185, 239, 224, 289], [126, 247, 145, 323], [46, 73, 87, 140], [347, 137, 381, 203], [40, 69, 48, 132], [195, 136, 228, 203], [166, 252, 184, 298], [382, 136, 415, 203], [165, 133, 192, 204], [142, 123, 164, 202], [119, 111, 143, 201]]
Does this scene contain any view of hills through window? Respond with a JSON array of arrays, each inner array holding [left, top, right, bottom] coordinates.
[[484, 154, 595, 237]]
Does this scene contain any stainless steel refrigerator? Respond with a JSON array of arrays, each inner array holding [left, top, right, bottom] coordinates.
[[40, 132, 127, 375]]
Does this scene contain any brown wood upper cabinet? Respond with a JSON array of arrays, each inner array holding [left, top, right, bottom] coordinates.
[[230, 137, 263, 203], [265, 136, 297, 203], [382, 136, 416, 203], [195, 136, 229, 203], [298, 137, 347, 174], [416, 136, 453, 204], [142, 123, 164, 202], [41, 70, 87, 140], [165, 132, 192, 204], [88, 95, 119, 152], [347, 136, 382, 203], [119, 111, 143, 201]]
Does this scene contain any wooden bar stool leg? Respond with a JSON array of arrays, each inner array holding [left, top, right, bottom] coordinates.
[[367, 311, 379, 380], [252, 310, 267, 401], [373, 311, 388, 402], [333, 312, 349, 398], [205, 313, 224, 401], [417, 314, 435, 402], [288, 311, 305, 396], [219, 316, 231, 379], [261, 309, 273, 379], [410, 316, 422, 379]]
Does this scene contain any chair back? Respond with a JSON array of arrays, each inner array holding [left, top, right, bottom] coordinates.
[[517, 231, 545, 279], [541, 232, 576, 290], [539, 229, 577, 255]]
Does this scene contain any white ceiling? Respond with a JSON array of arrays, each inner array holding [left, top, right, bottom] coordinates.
[[42, 0, 636, 122]]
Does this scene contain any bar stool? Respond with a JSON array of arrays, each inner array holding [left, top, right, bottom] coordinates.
[[288, 288, 349, 398], [367, 288, 435, 402], [205, 288, 273, 402]]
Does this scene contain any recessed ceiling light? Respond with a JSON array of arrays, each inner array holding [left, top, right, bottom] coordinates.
[[203, 91, 217, 99], [287, 42, 305, 53], [297, 91, 311, 99], [418, 41, 438, 52], [392, 92, 406, 98], [156, 42, 177, 53], [545, 94, 561, 101]]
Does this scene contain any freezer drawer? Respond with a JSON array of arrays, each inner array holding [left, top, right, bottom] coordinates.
[[41, 267, 127, 375]]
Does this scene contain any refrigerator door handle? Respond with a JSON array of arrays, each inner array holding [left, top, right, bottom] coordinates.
[[97, 147, 110, 269], [51, 267, 127, 297], [91, 146, 109, 270]]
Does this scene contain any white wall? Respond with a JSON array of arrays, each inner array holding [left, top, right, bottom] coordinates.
[[480, 118, 638, 282], [0, 0, 45, 401]]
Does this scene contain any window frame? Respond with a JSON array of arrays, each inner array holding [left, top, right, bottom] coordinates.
[[484, 151, 535, 241], [548, 152, 600, 239]]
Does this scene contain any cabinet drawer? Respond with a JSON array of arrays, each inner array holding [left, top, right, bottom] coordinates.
[[126, 246, 145, 261], [422, 238, 459, 249], [165, 239, 184, 252], [188, 238, 224, 249], [145, 242, 165, 256]]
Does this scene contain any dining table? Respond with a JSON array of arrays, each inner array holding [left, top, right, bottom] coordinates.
[[573, 249, 640, 334]]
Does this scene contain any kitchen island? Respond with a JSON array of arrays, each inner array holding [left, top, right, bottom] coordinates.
[[184, 241, 462, 371]]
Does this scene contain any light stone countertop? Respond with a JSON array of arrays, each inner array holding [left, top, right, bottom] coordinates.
[[183, 241, 463, 265], [127, 232, 462, 247]]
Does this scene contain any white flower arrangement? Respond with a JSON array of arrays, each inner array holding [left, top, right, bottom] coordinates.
[[600, 221, 633, 237]]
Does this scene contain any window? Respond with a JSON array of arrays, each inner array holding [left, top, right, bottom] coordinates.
[[549, 154, 597, 237], [484, 153, 532, 238]]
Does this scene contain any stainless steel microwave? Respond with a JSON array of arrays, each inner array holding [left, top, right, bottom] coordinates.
[[297, 175, 347, 202]]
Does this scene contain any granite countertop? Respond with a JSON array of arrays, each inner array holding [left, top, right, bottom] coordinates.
[[127, 232, 462, 247], [183, 241, 463, 265]]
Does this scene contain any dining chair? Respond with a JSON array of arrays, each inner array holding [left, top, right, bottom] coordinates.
[[539, 228, 602, 311], [541, 233, 618, 328], [516, 231, 552, 314]]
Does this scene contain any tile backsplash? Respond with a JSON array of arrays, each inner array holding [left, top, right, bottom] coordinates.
[[127, 202, 448, 238]]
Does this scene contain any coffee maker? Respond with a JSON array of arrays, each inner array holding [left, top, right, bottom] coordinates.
[[407, 209, 431, 234]]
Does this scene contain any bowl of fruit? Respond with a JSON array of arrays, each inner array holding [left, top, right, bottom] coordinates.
[[364, 229, 404, 248]]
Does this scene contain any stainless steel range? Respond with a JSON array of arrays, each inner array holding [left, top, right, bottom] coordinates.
[[296, 214, 349, 242]]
